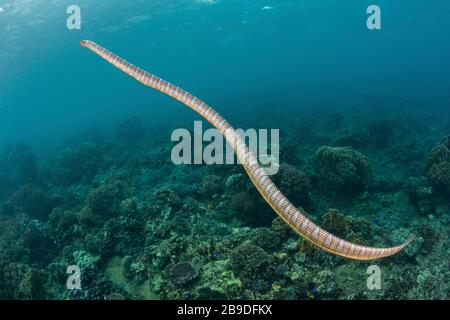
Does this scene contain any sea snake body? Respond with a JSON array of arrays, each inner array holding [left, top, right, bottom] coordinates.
[[80, 40, 412, 260]]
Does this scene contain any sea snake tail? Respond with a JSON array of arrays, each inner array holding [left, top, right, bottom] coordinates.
[[80, 40, 412, 260]]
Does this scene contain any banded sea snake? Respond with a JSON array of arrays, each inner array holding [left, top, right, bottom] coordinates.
[[80, 40, 412, 260]]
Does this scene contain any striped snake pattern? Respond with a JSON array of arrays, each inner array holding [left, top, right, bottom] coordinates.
[[80, 40, 412, 260]]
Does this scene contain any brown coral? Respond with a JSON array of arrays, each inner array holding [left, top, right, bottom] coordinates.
[[274, 163, 311, 208], [321, 209, 351, 237]]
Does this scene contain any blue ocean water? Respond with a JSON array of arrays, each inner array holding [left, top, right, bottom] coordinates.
[[1, 0, 449, 147]]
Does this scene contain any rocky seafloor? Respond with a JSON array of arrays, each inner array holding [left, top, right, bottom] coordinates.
[[0, 104, 449, 300]]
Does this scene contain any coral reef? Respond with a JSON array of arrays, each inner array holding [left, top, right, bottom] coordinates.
[[86, 179, 126, 218], [407, 177, 436, 215], [230, 244, 273, 289], [314, 146, 370, 195], [3, 184, 54, 220], [230, 189, 273, 226], [170, 262, 199, 285], [273, 163, 312, 208], [198, 174, 223, 197], [46, 143, 107, 186], [0, 108, 448, 300], [425, 136, 450, 194]]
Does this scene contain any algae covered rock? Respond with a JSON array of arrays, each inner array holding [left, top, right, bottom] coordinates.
[[48, 143, 105, 186], [426, 136, 450, 170], [230, 244, 273, 287], [407, 177, 435, 215], [198, 174, 223, 197], [170, 262, 199, 285], [320, 209, 377, 247], [195, 260, 242, 299], [246, 227, 282, 251], [271, 217, 294, 241], [230, 190, 274, 226], [3, 184, 54, 220], [335, 265, 368, 299], [425, 136, 450, 195], [0, 263, 42, 299], [231, 192, 257, 216], [273, 163, 312, 208], [426, 162, 450, 194], [48, 208, 79, 242], [73, 250, 100, 270], [86, 179, 126, 217]]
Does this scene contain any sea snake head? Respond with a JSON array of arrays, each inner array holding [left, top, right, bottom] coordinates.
[[80, 40, 91, 47]]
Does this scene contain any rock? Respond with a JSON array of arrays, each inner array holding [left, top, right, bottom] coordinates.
[[170, 262, 199, 285]]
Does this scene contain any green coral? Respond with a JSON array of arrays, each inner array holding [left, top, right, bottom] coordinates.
[[321, 209, 351, 237], [274, 163, 312, 208], [230, 244, 273, 288], [0, 108, 449, 300], [48, 208, 80, 243], [425, 136, 450, 194], [231, 192, 257, 216], [271, 217, 294, 241], [314, 146, 370, 194], [198, 174, 223, 197], [0, 263, 41, 299], [3, 184, 54, 220], [86, 179, 126, 217], [48, 143, 105, 186], [196, 260, 243, 299], [73, 250, 100, 270], [246, 227, 282, 252]]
